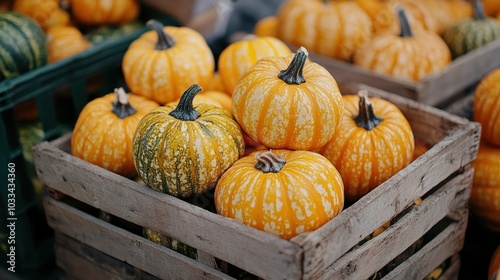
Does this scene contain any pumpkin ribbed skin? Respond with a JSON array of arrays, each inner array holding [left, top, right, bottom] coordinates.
[[71, 90, 159, 178], [13, 0, 70, 31], [490, 246, 500, 280], [215, 149, 344, 240], [122, 21, 215, 105], [71, 0, 139, 25], [46, 25, 91, 63], [232, 47, 344, 151], [470, 141, 500, 232], [277, 0, 372, 61], [353, 8, 451, 81], [474, 68, 500, 146], [132, 85, 245, 198], [0, 11, 48, 81], [442, 1, 500, 58], [218, 35, 291, 95], [318, 93, 414, 201]]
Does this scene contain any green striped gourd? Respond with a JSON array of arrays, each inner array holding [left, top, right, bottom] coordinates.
[[442, 0, 500, 58], [0, 11, 48, 81], [132, 84, 245, 198]]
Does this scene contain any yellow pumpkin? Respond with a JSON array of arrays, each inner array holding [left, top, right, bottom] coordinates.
[[474, 68, 500, 146], [317, 91, 415, 201], [70, 0, 139, 25], [470, 141, 500, 232], [46, 25, 91, 63], [218, 34, 291, 95], [353, 7, 451, 81], [122, 19, 215, 105], [232, 47, 344, 151], [71, 88, 159, 178], [13, 0, 70, 31], [276, 0, 373, 61], [215, 149, 344, 240]]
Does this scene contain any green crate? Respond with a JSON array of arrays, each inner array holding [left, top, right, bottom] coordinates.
[[0, 14, 179, 279]]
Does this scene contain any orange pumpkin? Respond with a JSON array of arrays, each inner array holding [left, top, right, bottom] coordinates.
[[122, 19, 215, 105], [232, 47, 344, 151], [470, 141, 500, 232], [276, 0, 373, 61], [46, 25, 90, 63], [490, 245, 500, 280], [253, 16, 278, 37], [483, 0, 500, 17], [214, 149, 344, 240], [317, 91, 415, 201], [353, 7, 451, 82], [474, 68, 500, 146], [205, 72, 227, 93], [218, 34, 291, 95], [13, 0, 70, 31], [71, 88, 159, 178], [70, 0, 139, 25]]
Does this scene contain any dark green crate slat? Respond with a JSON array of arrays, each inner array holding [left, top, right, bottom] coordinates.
[[0, 14, 180, 279]]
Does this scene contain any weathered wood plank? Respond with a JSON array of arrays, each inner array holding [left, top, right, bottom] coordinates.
[[439, 255, 461, 280], [315, 168, 472, 280], [44, 196, 234, 280]]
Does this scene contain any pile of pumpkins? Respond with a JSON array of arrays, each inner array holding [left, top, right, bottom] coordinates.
[[70, 18, 422, 243], [0, 0, 142, 81], [254, 0, 500, 82]]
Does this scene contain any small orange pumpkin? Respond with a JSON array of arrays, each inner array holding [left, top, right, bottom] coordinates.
[[46, 25, 90, 63], [122, 19, 215, 105], [70, 0, 139, 25], [218, 34, 291, 95], [205, 72, 227, 93], [253, 16, 278, 37], [474, 68, 500, 146], [71, 88, 159, 178], [215, 149, 344, 240], [232, 47, 344, 151], [317, 91, 415, 201], [13, 0, 70, 31]]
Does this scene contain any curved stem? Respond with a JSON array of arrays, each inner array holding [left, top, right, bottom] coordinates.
[[169, 84, 202, 121], [112, 88, 137, 119], [278, 47, 307, 85], [395, 5, 413, 38], [146, 19, 176, 50], [354, 90, 383, 131], [473, 0, 486, 20], [254, 150, 286, 173]]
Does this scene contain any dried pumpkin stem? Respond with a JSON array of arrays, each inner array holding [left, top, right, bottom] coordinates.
[[354, 90, 383, 131], [146, 19, 176, 50], [169, 84, 202, 121], [254, 150, 286, 173], [278, 47, 307, 85], [473, 0, 486, 20], [396, 6, 413, 38], [112, 88, 137, 119]]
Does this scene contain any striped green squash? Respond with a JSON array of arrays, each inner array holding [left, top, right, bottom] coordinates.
[[442, 0, 500, 59], [132, 84, 245, 198], [0, 11, 48, 81]]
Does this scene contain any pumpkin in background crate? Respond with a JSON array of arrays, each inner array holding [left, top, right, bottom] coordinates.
[[70, 0, 139, 25], [12, 0, 70, 31], [46, 25, 91, 63]]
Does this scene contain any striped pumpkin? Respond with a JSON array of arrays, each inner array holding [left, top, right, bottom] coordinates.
[[215, 149, 344, 240], [232, 47, 344, 151], [442, 0, 500, 58], [276, 0, 373, 61], [0, 11, 48, 81], [218, 34, 292, 95], [132, 84, 245, 198], [122, 20, 215, 105]]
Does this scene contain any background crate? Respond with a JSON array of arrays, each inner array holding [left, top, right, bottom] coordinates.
[[33, 83, 480, 280], [0, 8, 179, 279], [306, 38, 500, 109]]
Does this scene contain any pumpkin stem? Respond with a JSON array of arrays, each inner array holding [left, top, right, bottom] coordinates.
[[112, 88, 137, 119], [254, 150, 286, 173], [278, 47, 307, 85], [169, 84, 202, 121], [146, 19, 176, 50], [473, 0, 486, 20], [396, 6, 413, 38], [354, 90, 383, 131]]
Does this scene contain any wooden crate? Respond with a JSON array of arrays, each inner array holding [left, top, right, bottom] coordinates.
[[33, 83, 481, 280], [306, 39, 500, 108]]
